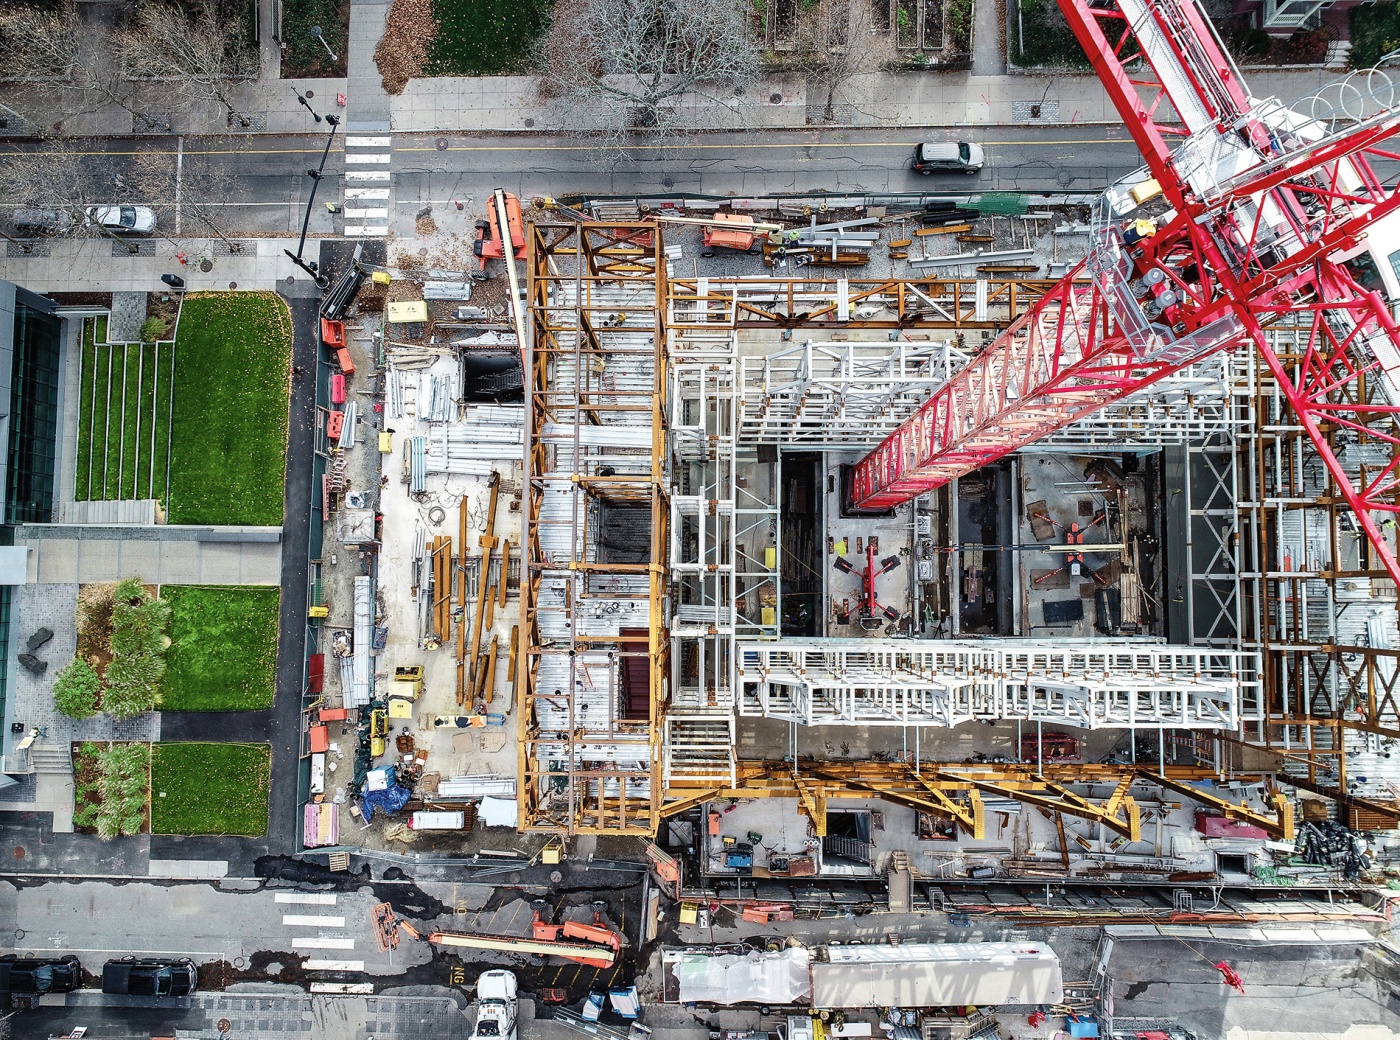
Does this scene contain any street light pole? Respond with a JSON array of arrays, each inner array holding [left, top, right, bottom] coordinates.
[[292, 86, 323, 123], [310, 26, 339, 62], [284, 112, 340, 289]]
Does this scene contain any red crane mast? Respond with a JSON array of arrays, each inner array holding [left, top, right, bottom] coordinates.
[[848, 0, 1400, 584]]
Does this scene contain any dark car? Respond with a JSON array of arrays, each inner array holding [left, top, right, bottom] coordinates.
[[100, 958, 197, 998], [911, 141, 985, 175], [0, 955, 83, 995], [11, 207, 75, 235]]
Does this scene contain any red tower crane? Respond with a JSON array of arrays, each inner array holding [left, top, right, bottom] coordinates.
[[848, 0, 1400, 584]]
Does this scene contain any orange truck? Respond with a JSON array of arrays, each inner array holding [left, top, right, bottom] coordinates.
[[474, 190, 527, 270], [701, 212, 761, 256]]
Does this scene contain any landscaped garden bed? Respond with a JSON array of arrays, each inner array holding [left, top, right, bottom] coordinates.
[[150, 742, 271, 835], [162, 585, 281, 712], [167, 292, 292, 527], [57, 579, 170, 720], [72, 741, 151, 839]]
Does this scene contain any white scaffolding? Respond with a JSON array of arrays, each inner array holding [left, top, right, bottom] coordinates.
[[737, 639, 1260, 730], [731, 339, 1245, 451]]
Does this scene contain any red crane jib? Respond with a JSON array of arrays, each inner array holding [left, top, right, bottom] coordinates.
[[848, 0, 1400, 585]]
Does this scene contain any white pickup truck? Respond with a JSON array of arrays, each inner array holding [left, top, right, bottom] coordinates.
[[471, 970, 518, 1040]]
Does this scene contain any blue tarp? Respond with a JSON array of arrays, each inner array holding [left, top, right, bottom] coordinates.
[[362, 783, 411, 822]]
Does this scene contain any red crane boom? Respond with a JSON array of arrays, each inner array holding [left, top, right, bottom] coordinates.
[[849, 0, 1400, 584]]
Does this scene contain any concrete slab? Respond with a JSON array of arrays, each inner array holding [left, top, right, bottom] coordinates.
[[77, 539, 122, 580]]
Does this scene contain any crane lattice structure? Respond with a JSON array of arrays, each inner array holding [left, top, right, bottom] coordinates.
[[849, 0, 1400, 587]]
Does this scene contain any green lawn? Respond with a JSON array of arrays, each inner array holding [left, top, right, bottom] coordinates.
[[426, 0, 550, 75], [167, 292, 292, 526], [75, 319, 174, 503], [161, 585, 280, 711], [150, 742, 270, 836]]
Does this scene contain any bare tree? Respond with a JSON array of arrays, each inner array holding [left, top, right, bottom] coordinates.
[[128, 147, 241, 246], [0, 149, 104, 227], [795, 0, 889, 124], [0, 4, 80, 81], [0, 2, 148, 126], [120, 0, 258, 127], [538, 0, 760, 147]]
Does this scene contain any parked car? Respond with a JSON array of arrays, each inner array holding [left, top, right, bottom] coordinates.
[[100, 957, 196, 998], [0, 955, 83, 995], [911, 141, 985, 175], [11, 207, 75, 234], [84, 205, 157, 234], [470, 970, 518, 1040]]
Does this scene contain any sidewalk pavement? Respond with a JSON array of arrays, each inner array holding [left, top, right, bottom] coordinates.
[[0, 236, 321, 294], [9, 50, 1362, 139]]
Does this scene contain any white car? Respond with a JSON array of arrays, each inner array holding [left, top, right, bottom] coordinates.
[[471, 970, 518, 1040], [85, 205, 157, 234]]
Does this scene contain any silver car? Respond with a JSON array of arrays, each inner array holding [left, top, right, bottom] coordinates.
[[85, 205, 157, 234]]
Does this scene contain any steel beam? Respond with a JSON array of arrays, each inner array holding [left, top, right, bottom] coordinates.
[[1137, 771, 1294, 840]]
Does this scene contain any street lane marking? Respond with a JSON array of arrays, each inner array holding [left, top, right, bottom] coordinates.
[[311, 982, 375, 994], [345, 153, 392, 164], [346, 136, 392, 147], [283, 914, 347, 927], [303, 959, 365, 971], [275, 893, 337, 904], [291, 937, 356, 949], [22, 135, 1134, 158], [345, 171, 391, 182], [345, 226, 389, 237], [344, 207, 388, 218], [345, 188, 391, 199]]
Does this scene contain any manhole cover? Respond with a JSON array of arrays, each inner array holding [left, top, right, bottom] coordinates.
[[14, 929, 24, 941], [11, 846, 23, 859], [436, 137, 448, 151], [510, 872, 521, 883], [524, 118, 535, 128], [228, 281, 237, 289], [770, 92, 784, 104], [661, 177, 674, 189], [217, 1019, 232, 1032], [550, 870, 563, 883], [234, 956, 246, 969], [304, 90, 314, 99], [199, 258, 213, 273], [286, 276, 295, 285], [1057, 169, 1074, 187]]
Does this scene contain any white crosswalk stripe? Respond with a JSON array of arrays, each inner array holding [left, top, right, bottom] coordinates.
[[292, 937, 356, 950], [303, 959, 366, 971], [275, 893, 338, 905], [342, 137, 394, 237], [282, 914, 347, 927]]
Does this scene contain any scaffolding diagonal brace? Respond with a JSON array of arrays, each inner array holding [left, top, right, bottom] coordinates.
[[1137, 771, 1294, 840]]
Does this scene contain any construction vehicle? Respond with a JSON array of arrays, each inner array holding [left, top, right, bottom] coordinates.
[[470, 970, 518, 1040], [531, 910, 622, 965], [474, 190, 527, 271], [369, 707, 389, 757], [427, 922, 620, 969], [389, 665, 423, 720], [700, 213, 763, 256]]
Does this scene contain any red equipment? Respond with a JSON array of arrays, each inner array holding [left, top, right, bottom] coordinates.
[[1214, 961, 1246, 994], [847, 0, 1400, 587], [833, 542, 901, 627], [474, 190, 527, 270], [701, 213, 759, 254]]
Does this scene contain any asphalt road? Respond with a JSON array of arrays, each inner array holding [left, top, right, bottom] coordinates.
[[4, 126, 1149, 237]]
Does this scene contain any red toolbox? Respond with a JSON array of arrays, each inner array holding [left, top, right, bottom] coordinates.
[[326, 410, 345, 440], [330, 373, 346, 404], [320, 316, 346, 349]]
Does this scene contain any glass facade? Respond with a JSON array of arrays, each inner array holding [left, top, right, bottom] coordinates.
[[6, 299, 62, 524]]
